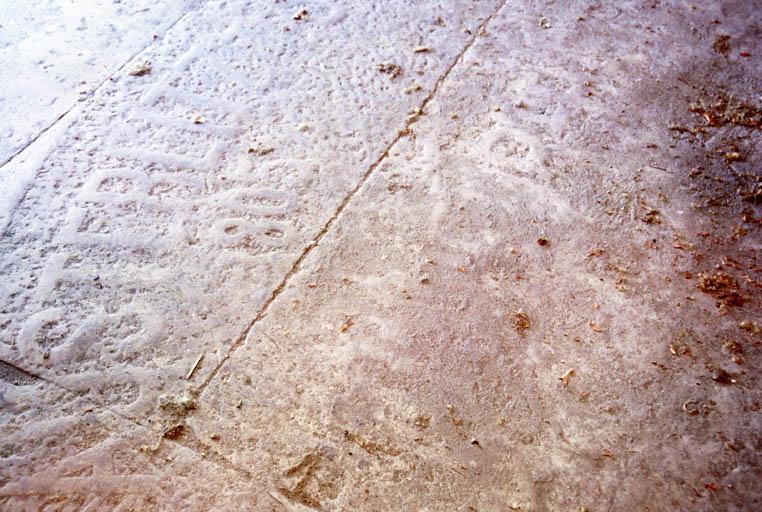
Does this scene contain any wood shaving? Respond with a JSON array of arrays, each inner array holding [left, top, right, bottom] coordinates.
[[339, 316, 353, 332], [559, 368, 575, 387], [682, 400, 699, 416], [376, 62, 402, 79], [414, 415, 430, 428], [248, 146, 274, 156], [403, 84, 422, 95], [739, 320, 759, 333], [185, 353, 204, 380], [128, 60, 152, 77]]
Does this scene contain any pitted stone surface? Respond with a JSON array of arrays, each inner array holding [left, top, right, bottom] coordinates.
[[0, 377, 256, 510], [0, 0, 199, 165], [1, 0, 760, 510], [187, 1, 761, 510], [0, 0, 501, 420]]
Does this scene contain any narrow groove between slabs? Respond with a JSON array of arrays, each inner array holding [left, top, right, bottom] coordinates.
[[0, 0, 210, 170], [194, 0, 510, 409]]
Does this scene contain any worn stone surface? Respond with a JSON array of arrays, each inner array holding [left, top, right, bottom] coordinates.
[[1, 0, 761, 510], [0, 0, 499, 421], [0, 373, 256, 510], [189, 1, 762, 510], [0, 0, 198, 165]]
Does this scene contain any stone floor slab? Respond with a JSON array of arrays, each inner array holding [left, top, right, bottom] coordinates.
[[1, 0, 760, 510]]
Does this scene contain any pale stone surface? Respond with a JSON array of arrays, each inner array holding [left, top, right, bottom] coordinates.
[[1, 0, 761, 510], [0, 0, 198, 165], [0, 0, 500, 421], [188, 1, 761, 510], [0, 370, 256, 510]]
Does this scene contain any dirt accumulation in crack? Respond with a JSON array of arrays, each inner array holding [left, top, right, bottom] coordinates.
[[275, 450, 342, 510], [0, 360, 40, 386]]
